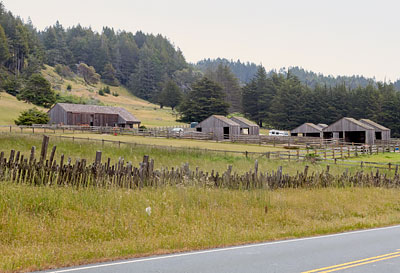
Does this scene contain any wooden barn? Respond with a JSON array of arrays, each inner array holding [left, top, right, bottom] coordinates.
[[322, 117, 375, 144], [48, 103, 141, 128], [359, 119, 391, 141], [290, 123, 324, 138], [195, 115, 240, 140], [230, 116, 260, 135]]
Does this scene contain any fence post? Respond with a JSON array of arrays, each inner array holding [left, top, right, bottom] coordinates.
[[9, 126, 11, 133], [388, 163, 392, 171], [347, 146, 350, 158], [245, 151, 248, 158]]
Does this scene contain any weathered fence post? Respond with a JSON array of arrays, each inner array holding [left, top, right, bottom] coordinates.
[[40, 135, 50, 164]]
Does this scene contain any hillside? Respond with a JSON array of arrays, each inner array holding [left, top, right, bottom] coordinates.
[[0, 65, 184, 127]]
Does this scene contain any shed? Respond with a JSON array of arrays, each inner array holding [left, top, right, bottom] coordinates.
[[359, 119, 391, 141], [48, 103, 141, 128], [230, 116, 260, 135], [322, 117, 375, 144], [290, 123, 323, 138], [317, 123, 328, 128], [195, 115, 240, 140]]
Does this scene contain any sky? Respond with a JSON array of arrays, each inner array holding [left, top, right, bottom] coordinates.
[[3, 0, 400, 81]]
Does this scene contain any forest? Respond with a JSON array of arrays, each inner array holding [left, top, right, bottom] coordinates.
[[1, 2, 400, 136]]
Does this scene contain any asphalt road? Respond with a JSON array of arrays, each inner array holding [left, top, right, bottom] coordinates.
[[39, 225, 400, 273]]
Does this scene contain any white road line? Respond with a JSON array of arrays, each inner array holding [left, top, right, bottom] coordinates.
[[46, 225, 400, 273]]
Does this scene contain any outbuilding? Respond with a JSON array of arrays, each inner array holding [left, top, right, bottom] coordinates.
[[48, 103, 141, 128], [322, 117, 375, 145], [290, 123, 324, 138], [230, 116, 260, 135], [196, 115, 240, 140], [358, 119, 391, 141]]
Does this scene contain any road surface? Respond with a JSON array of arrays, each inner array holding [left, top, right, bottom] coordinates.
[[39, 225, 400, 273]]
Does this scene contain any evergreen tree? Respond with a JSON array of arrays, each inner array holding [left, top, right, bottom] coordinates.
[[158, 80, 182, 110], [17, 74, 56, 108], [0, 24, 9, 64], [102, 63, 119, 86], [14, 107, 49, 125], [205, 64, 242, 113], [178, 77, 229, 122]]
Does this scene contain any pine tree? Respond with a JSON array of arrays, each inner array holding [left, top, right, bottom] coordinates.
[[17, 74, 56, 108], [178, 77, 229, 122], [158, 80, 182, 110], [0, 24, 9, 64], [102, 63, 119, 86]]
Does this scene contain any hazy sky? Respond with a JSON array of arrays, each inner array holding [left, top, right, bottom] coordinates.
[[3, 0, 400, 81]]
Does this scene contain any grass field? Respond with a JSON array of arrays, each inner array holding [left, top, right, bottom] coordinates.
[[352, 152, 400, 164], [1, 183, 400, 272], [0, 93, 45, 125], [0, 133, 394, 176]]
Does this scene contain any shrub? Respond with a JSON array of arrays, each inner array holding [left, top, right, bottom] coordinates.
[[104, 86, 111, 94], [98, 89, 105, 96], [14, 108, 49, 125], [55, 64, 75, 79], [66, 84, 72, 91], [17, 74, 56, 108], [112, 92, 119, 97]]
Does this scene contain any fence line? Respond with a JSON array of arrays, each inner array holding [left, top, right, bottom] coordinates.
[[1, 135, 400, 190]]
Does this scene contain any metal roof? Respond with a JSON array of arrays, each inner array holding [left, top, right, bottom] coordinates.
[[359, 119, 390, 131], [54, 103, 140, 123], [291, 123, 323, 133], [212, 115, 240, 126], [323, 117, 375, 132]]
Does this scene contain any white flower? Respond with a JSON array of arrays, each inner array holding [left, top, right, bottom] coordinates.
[[145, 207, 152, 216]]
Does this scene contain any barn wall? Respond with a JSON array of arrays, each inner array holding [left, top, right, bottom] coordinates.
[[197, 117, 240, 140], [382, 130, 391, 141], [230, 117, 260, 135], [48, 104, 68, 125]]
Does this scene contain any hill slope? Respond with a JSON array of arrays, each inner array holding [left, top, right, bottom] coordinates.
[[0, 66, 183, 127]]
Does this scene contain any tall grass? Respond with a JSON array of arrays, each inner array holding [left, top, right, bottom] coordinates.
[[0, 134, 389, 176], [1, 183, 400, 272]]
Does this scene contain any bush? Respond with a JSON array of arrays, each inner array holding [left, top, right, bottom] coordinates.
[[98, 89, 105, 96], [17, 74, 56, 108], [66, 84, 72, 91], [104, 86, 111, 94], [14, 108, 49, 125], [112, 92, 119, 97], [2, 77, 21, 96], [55, 64, 75, 79]]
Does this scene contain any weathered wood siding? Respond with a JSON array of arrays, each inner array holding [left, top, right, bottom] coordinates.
[[230, 117, 260, 135], [48, 104, 68, 125], [66, 112, 119, 126], [323, 118, 375, 144], [196, 116, 240, 140], [291, 123, 322, 137]]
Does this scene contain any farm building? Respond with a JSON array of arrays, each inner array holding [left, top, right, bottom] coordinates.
[[359, 119, 391, 141], [322, 117, 375, 145], [290, 123, 324, 138], [317, 123, 328, 128], [48, 103, 141, 128], [195, 115, 240, 140], [230, 116, 260, 135]]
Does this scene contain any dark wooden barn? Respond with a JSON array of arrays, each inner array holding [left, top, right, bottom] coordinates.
[[322, 117, 375, 144], [291, 123, 324, 138], [48, 103, 141, 128], [195, 115, 240, 140], [230, 116, 260, 135], [359, 119, 391, 141]]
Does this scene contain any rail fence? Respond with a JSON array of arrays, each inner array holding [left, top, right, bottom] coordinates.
[[1, 135, 400, 190]]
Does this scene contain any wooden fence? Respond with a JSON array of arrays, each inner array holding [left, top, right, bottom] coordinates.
[[1, 136, 400, 190]]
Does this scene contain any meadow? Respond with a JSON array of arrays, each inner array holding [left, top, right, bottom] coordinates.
[[1, 183, 400, 272]]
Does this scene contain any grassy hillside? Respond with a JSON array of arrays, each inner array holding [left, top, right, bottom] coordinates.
[[0, 66, 184, 127], [42, 65, 183, 127], [0, 93, 45, 125]]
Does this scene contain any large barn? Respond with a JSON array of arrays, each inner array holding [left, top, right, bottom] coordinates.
[[290, 123, 324, 138], [322, 117, 375, 144], [195, 115, 240, 140], [48, 103, 141, 128], [229, 116, 260, 135]]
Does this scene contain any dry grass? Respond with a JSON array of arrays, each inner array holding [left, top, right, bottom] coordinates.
[[42, 65, 183, 127], [0, 93, 45, 125], [1, 183, 400, 272]]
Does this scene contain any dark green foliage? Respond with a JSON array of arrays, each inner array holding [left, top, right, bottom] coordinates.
[[55, 64, 74, 78], [158, 80, 182, 110], [17, 74, 56, 108], [66, 84, 72, 91], [102, 63, 119, 86], [112, 92, 119, 97], [178, 77, 229, 122], [98, 86, 110, 95], [2, 76, 21, 96], [205, 64, 242, 113], [14, 107, 49, 125], [0, 24, 9, 64], [98, 89, 105, 96]]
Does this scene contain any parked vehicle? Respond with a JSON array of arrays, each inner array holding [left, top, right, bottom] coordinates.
[[269, 129, 289, 136]]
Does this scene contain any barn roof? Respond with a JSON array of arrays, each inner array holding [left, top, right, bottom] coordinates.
[[359, 119, 390, 131], [54, 103, 140, 123], [291, 123, 323, 133], [323, 117, 374, 132], [230, 116, 259, 127], [212, 115, 240, 126], [317, 123, 328, 128]]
